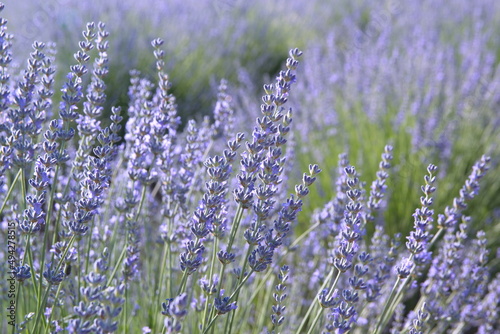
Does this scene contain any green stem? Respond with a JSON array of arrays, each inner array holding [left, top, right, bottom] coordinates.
[[295, 267, 335, 334], [42, 162, 61, 275], [49, 131, 72, 248], [12, 281, 22, 334], [176, 236, 202, 297], [84, 218, 95, 282], [32, 235, 75, 332], [20, 168, 27, 210], [201, 238, 219, 331], [428, 227, 444, 249], [225, 268, 255, 302], [167, 238, 173, 298], [51, 209, 63, 250], [226, 241, 254, 333], [122, 281, 129, 334], [306, 270, 341, 334], [214, 204, 244, 304], [235, 276, 268, 334], [152, 239, 170, 334], [202, 268, 255, 334], [32, 283, 52, 333], [0, 168, 21, 216], [78, 243, 82, 301], [101, 156, 124, 258], [177, 269, 189, 296], [25, 237, 39, 301], [108, 185, 147, 285], [290, 222, 320, 249], [106, 245, 127, 286], [152, 194, 175, 334], [257, 276, 274, 332], [226, 204, 244, 253], [374, 227, 445, 334], [44, 280, 65, 334], [374, 277, 403, 334], [375, 215, 454, 334]]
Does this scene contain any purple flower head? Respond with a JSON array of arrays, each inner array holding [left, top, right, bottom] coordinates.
[[13, 264, 31, 283], [162, 293, 189, 319], [43, 262, 65, 285], [397, 257, 413, 279], [214, 296, 237, 315]]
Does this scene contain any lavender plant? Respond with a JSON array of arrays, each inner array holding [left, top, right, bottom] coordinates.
[[1, 2, 499, 334], [282, 0, 500, 240]]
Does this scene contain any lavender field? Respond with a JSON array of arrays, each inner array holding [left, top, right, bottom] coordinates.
[[1, 0, 499, 333]]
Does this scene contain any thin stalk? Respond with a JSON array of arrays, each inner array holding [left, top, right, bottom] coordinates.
[[374, 277, 404, 334], [12, 281, 22, 334], [208, 204, 245, 328], [106, 245, 127, 287], [44, 280, 65, 334], [122, 281, 129, 334], [240, 220, 322, 311], [377, 223, 449, 334], [50, 208, 63, 250], [0, 168, 21, 216], [187, 271, 198, 315], [235, 277, 267, 334], [243, 268, 271, 307], [226, 204, 244, 253], [376, 226, 448, 334], [106, 203, 123, 259], [226, 240, 254, 333], [25, 237, 39, 301], [20, 167, 27, 210], [428, 227, 445, 249], [290, 222, 320, 249], [428, 322, 446, 334], [41, 162, 61, 281], [295, 267, 335, 334], [176, 237, 201, 299], [227, 268, 255, 301], [103, 155, 124, 209], [306, 270, 341, 334], [157, 142, 215, 332], [152, 238, 170, 334], [32, 235, 76, 332], [167, 237, 173, 297], [152, 193, 175, 334], [102, 156, 124, 257], [177, 267, 190, 296], [215, 204, 244, 288], [49, 131, 71, 248], [78, 244, 82, 301], [257, 275, 274, 332], [32, 283, 52, 333], [107, 185, 147, 285], [84, 218, 95, 283], [202, 268, 255, 334], [201, 238, 219, 330]]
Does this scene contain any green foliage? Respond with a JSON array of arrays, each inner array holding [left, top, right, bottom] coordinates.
[[297, 101, 500, 249]]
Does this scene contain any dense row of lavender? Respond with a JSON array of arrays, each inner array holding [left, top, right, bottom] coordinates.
[[284, 0, 500, 237], [1, 0, 320, 121], [1, 2, 499, 334]]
